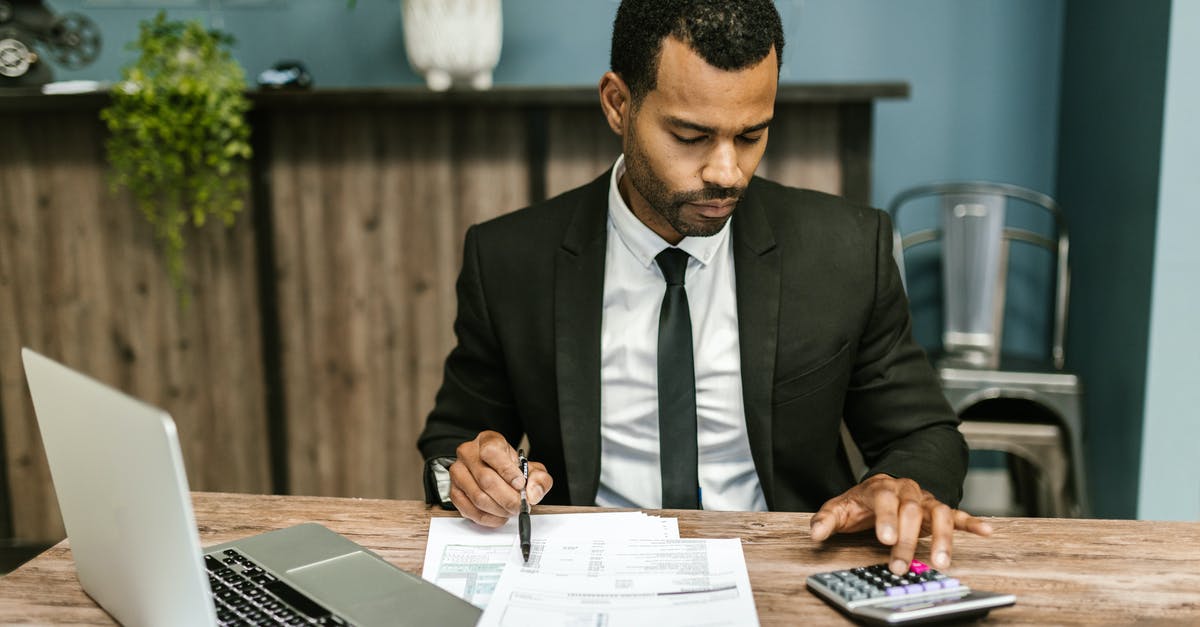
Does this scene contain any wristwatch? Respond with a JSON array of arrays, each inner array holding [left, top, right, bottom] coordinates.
[[423, 456, 457, 509]]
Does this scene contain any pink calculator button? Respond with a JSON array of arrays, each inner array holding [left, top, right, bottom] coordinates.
[[909, 560, 929, 575]]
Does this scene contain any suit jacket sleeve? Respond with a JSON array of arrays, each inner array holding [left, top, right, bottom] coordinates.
[[843, 210, 967, 506], [417, 225, 523, 461]]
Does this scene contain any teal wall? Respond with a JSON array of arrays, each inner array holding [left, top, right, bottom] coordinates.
[[1055, 0, 1172, 519], [51, 0, 616, 87], [1138, 0, 1200, 522]]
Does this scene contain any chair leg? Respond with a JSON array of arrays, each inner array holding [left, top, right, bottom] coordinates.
[[1006, 455, 1035, 516], [960, 421, 1073, 517]]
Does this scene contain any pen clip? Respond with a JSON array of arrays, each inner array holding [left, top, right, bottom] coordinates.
[[517, 448, 529, 489]]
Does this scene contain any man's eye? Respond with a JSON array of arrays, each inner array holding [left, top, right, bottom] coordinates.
[[673, 134, 705, 144], [738, 134, 764, 144]]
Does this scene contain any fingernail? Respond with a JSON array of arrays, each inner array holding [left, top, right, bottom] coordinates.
[[511, 476, 525, 490], [529, 485, 544, 503], [810, 520, 826, 538], [934, 551, 949, 568], [891, 559, 908, 574], [880, 525, 896, 544], [980, 522, 994, 534]]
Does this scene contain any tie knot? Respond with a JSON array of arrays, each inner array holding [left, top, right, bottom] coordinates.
[[656, 248, 690, 286]]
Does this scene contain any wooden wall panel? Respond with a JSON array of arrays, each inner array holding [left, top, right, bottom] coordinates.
[[271, 106, 530, 500], [0, 112, 271, 541], [758, 103, 843, 197], [836, 103, 874, 206], [545, 107, 622, 198]]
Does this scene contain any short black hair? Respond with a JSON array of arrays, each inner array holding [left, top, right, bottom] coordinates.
[[611, 0, 784, 103]]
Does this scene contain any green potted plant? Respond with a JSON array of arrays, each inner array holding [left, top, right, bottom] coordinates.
[[100, 11, 252, 301]]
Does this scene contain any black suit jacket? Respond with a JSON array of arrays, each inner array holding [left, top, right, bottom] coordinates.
[[418, 171, 967, 511]]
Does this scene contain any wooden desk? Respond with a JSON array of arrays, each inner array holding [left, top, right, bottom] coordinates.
[[0, 492, 1197, 625]]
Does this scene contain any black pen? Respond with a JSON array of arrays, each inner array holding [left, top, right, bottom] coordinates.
[[517, 449, 531, 562]]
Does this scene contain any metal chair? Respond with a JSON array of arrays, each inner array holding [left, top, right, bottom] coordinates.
[[888, 182, 1088, 517]]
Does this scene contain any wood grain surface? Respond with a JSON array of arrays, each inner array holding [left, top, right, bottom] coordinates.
[[0, 492, 1196, 625], [0, 112, 271, 542], [544, 106, 622, 198], [758, 103, 844, 197], [268, 106, 529, 501]]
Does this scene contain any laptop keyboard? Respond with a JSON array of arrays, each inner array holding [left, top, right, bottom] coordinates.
[[205, 548, 350, 626]]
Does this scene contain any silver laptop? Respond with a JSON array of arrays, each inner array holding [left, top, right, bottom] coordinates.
[[21, 348, 480, 627]]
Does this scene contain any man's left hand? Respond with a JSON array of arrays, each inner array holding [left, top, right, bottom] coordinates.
[[809, 473, 993, 575]]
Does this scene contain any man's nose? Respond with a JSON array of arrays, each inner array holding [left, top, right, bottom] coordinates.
[[701, 141, 742, 190]]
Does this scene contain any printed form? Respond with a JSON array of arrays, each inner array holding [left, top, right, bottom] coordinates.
[[478, 537, 759, 627], [422, 512, 679, 608]]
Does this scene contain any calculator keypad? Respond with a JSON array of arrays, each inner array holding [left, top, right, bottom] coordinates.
[[808, 559, 1017, 624], [809, 560, 962, 606]]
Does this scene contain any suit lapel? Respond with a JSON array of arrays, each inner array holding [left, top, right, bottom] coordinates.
[[555, 173, 610, 505], [732, 183, 781, 509]]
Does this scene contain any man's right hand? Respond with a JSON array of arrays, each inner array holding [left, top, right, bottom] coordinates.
[[449, 430, 553, 527]]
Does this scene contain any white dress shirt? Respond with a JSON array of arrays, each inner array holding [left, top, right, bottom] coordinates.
[[594, 155, 767, 511]]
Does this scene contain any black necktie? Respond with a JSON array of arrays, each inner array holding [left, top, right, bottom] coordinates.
[[655, 247, 700, 509]]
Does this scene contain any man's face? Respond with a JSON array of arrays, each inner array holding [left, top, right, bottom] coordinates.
[[619, 37, 778, 243]]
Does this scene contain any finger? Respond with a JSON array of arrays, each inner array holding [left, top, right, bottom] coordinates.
[[811, 488, 880, 541], [449, 458, 514, 519], [526, 462, 553, 505], [814, 485, 880, 541], [870, 482, 901, 546], [458, 434, 521, 515], [953, 509, 994, 537], [449, 483, 509, 528], [810, 499, 849, 542], [888, 481, 924, 574], [469, 461, 523, 515], [927, 502, 954, 569], [476, 434, 524, 490]]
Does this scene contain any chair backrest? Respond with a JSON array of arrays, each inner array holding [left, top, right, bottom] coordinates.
[[888, 182, 1069, 370]]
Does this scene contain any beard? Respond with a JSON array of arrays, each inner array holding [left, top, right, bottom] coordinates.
[[623, 125, 745, 238]]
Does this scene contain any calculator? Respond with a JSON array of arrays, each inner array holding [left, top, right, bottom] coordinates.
[[806, 559, 1015, 625]]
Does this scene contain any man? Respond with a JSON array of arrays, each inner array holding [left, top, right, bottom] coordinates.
[[418, 0, 991, 576]]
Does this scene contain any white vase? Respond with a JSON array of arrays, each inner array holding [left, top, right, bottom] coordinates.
[[401, 0, 503, 91]]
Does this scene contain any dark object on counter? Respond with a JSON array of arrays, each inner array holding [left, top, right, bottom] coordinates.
[[257, 60, 312, 89], [0, 0, 101, 87]]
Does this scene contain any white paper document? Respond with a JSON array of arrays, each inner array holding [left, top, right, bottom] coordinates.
[[422, 512, 679, 608], [478, 537, 759, 627]]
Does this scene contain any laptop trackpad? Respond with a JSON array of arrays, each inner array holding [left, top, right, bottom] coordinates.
[[286, 552, 480, 626]]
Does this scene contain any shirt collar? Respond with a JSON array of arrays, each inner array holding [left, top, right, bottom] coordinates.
[[606, 155, 732, 269]]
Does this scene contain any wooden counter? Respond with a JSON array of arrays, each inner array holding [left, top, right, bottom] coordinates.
[[0, 492, 1197, 625]]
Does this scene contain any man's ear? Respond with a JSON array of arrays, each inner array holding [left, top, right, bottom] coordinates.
[[598, 71, 632, 137]]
